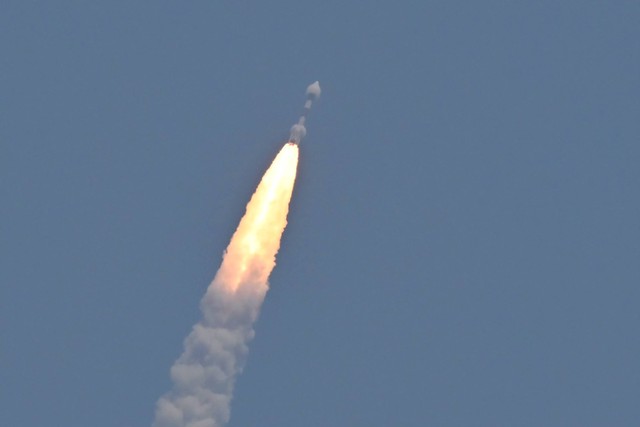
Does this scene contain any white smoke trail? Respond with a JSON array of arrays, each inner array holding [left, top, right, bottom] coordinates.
[[153, 143, 299, 427]]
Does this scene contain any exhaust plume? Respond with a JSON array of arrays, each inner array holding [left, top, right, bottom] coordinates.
[[289, 81, 321, 144], [154, 143, 299, 427]]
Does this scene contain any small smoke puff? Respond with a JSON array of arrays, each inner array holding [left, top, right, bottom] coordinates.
[[306, 81, 321, 99]]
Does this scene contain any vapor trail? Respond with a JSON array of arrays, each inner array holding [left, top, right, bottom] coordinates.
[[153, 143, 299, 427]]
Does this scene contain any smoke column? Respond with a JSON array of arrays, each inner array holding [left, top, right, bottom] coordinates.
[[153, 143, 299, 427]]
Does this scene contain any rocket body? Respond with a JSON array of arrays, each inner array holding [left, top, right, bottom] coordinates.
[[289, 123, 307, 143], [289, 81, 321, 144]]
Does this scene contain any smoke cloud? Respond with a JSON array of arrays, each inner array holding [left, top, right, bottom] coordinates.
[[153, 143, 299, 427]]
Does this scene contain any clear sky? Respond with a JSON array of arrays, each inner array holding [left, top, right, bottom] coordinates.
[[2, 1, 639, 426]]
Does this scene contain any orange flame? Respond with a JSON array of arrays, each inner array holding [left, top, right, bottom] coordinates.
[[214, 143, 299, 293]]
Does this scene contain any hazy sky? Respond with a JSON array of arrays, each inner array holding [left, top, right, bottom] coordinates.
[[2, 1, 639, 426]]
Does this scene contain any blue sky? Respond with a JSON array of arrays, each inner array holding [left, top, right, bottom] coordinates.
[[2, 1, 639, 426]]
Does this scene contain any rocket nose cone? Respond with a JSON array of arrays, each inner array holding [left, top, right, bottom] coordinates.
[[306, 81, 321, 99]]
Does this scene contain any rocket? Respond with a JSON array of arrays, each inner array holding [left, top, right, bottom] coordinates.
[[289, 81, 321, 144]]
